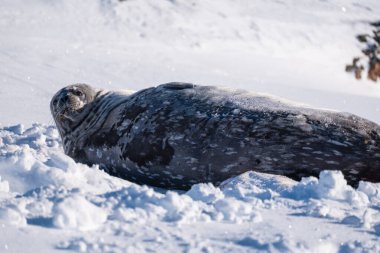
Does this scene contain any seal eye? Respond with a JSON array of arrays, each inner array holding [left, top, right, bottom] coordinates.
[[72, 90, 84, 97]]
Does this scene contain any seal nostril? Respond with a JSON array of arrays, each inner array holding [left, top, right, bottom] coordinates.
[[62, 95, 69, 103]]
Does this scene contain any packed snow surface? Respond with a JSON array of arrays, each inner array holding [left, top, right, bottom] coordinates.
[[1, 125, 380, 252], [1, 0, 380, 252]]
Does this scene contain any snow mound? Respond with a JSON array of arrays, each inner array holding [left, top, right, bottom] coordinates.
[[2, 124, 380, 251], [286, 170, 369, 206], [0, 206, 26, 227], [220, 170, 297, 201], [0, 124, 127, 194], [52, 195, 107, 231]]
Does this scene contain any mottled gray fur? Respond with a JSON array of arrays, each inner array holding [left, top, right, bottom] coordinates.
[[51, 82, 380, 189]]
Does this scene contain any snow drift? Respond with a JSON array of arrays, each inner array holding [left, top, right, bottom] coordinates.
[[1, 124, 380, 252]]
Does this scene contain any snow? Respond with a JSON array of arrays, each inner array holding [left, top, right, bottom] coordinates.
[[1, 0, 380, 252], [1, 125, 380, 252], [52, 195, 108, 231]]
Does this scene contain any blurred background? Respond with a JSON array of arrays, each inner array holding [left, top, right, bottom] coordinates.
[[1, 0, 380, 125]]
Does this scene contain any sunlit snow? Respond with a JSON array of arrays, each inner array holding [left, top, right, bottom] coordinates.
[[1, 0, 380, 252]]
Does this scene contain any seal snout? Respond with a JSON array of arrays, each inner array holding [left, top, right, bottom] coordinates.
[[51, 93, 69, 121], [51, 85, 89, 122]]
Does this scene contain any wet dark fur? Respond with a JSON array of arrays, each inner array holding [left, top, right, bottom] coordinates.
[[51, 83, 380, 190]]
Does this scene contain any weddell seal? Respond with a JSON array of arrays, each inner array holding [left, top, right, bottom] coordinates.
[[50, 82, 380, 189]]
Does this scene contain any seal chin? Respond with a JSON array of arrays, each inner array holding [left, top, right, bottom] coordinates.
[[52, 97, 84, 122], [56, 108, 80, 122]]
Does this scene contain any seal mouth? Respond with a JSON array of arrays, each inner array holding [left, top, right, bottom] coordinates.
[[55, 103, 85, 121], [56, 108, 71, 120]]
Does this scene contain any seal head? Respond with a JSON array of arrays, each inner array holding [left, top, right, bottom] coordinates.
[[50, 84, 98, 134]]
